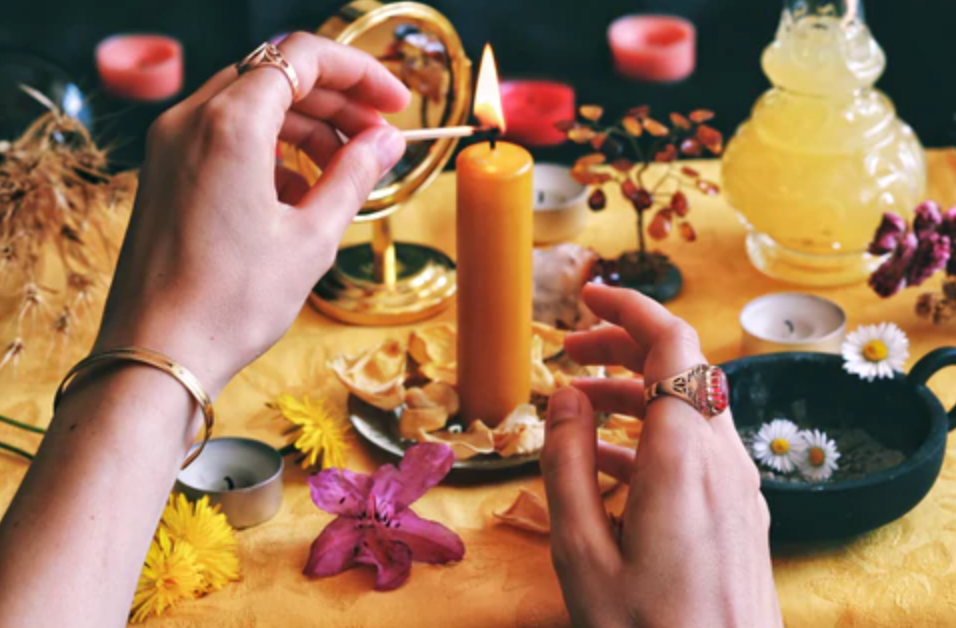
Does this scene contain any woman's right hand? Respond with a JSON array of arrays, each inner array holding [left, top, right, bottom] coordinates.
[[96, 33, 410, 395], [541, 284, 782, 628]]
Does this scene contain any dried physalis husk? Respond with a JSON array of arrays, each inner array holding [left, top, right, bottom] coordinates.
[[622, 116, 643, 137], [329, 339, 407, 411], [679, 222, 697, 242], [648, 210, 672, 240], [642, 118, 669, 137], [611, 159, 633, 173], [568, 126, 597, 143], [579, 104, 604, 121], [588, 188, 607, 212], [696, 125, 724, 155], [419, 420, 495, 460], [669, 112, 691, 130], [531, 322, 565, 361], [399, 382, 460, 440], [493, 404, 545, 458], [695, 179, 720, 196], [494, 489, 550, 535], [670, 191, 689, 217], [654, 144, 677, 163], [409, 323, 456, 367], [679, 138, 702, 157], [575, 153, 606, 168], [530, 336, 557, 397]]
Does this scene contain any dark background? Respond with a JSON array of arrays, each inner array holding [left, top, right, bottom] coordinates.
[[1, 0, 954, 167]]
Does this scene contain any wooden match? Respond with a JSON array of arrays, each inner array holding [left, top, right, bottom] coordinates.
[[401, 126, 478, 142]]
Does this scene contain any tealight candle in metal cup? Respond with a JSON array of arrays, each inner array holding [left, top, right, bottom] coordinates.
[[740, 293, 847, 356], [175, 437, 284, 529], [532, 163, 590, 244]]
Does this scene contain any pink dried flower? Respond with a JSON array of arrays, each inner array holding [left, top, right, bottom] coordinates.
[[304, 443, 463, 591], [907, 233, 951, 287], [868, 212, 906, 255], [913, 201, 943, 238], [869, 232, 917, 297]]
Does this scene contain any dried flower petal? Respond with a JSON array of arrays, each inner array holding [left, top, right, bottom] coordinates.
[[913, 201, 943, 238], [695, 179, 720, 195], [621, 179, 640, 202], [494, 489, 549, 535], [648, 211, 672, 240], [628, 105, 650, 120], [681, 166, 700, 178], [696, 125, 724, 154], [689, 109, 715, 123], [554, 120, 578, 132], [590, 133, 608, 150], [588, 188, 607, 211], [568, 127, 597, 143], [670, 112, 691, 129], [642, 118, 669, 137], [579, 105, 604, 121], [575, 153, 607, 167], [868, 212, 907, 255], [679, 222, 697, 242], [654, 144, 677, 163], [670, 191, 689, 217], [679, 138, 702, 157], [622, 116, 644, 137]]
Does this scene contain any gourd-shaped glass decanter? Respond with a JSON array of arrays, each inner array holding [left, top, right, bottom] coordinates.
[[722, 0, 925, 286]]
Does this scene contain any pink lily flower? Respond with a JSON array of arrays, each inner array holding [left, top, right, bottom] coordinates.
[[304, 443, 464, 591]]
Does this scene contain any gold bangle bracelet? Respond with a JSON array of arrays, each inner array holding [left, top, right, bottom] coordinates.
[[54, 347, 214, 469]]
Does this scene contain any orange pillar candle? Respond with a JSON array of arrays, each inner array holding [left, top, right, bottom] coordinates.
[[457, 45, 534, 427]]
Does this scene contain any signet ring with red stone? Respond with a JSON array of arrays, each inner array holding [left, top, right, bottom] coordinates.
[[643, 364, 729, 419]]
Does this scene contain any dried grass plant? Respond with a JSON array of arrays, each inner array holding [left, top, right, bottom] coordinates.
[[0, 87, 135, 372]]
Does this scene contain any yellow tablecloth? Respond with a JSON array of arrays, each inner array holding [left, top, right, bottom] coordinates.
[[2, 153, 956, 628]]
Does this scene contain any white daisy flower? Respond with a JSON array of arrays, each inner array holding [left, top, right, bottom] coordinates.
[[752, 419, 805, 474], [796, 429, 840, 482], [841, 322, 909, 382]]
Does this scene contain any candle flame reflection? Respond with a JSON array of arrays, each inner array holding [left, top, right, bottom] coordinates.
[[473, 43, 505, 133]]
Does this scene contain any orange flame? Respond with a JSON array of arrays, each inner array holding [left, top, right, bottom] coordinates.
[[473, 44, 505, 133]]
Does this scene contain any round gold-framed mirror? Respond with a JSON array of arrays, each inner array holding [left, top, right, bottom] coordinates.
[[281, 0, 472, 222], [287, 0, 472, 326]]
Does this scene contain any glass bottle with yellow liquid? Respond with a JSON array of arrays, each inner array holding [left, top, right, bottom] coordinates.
[[722, 0, 925, 286]]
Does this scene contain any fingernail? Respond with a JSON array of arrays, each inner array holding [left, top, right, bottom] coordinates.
[[375, 126, 405, 174], [548, 387, 581, 422]]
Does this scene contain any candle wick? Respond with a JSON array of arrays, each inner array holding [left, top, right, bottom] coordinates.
[[538, 191, 545, 204], [784, 319, 795, 335], [224, 476, 235, 490], [488, 126, 501, 150]]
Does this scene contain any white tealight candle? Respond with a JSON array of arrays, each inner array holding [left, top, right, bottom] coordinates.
[[740, 293, 847, 356], [532, 163, 590, 245], [175, 437, 284, 529]]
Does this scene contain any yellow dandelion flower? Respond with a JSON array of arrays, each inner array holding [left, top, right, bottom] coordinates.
[[276, 393, 350, 470], [161, 494, 240, 592], [130, 528, 203, 623]]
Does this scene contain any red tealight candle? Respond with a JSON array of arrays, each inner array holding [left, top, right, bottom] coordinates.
[[500, 80, 575, 147], [608, 15, 696, 82], [95, 34, 184, 101]]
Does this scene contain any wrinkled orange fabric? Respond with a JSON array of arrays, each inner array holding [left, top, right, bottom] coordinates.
[[2, 154, 956, 627]]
